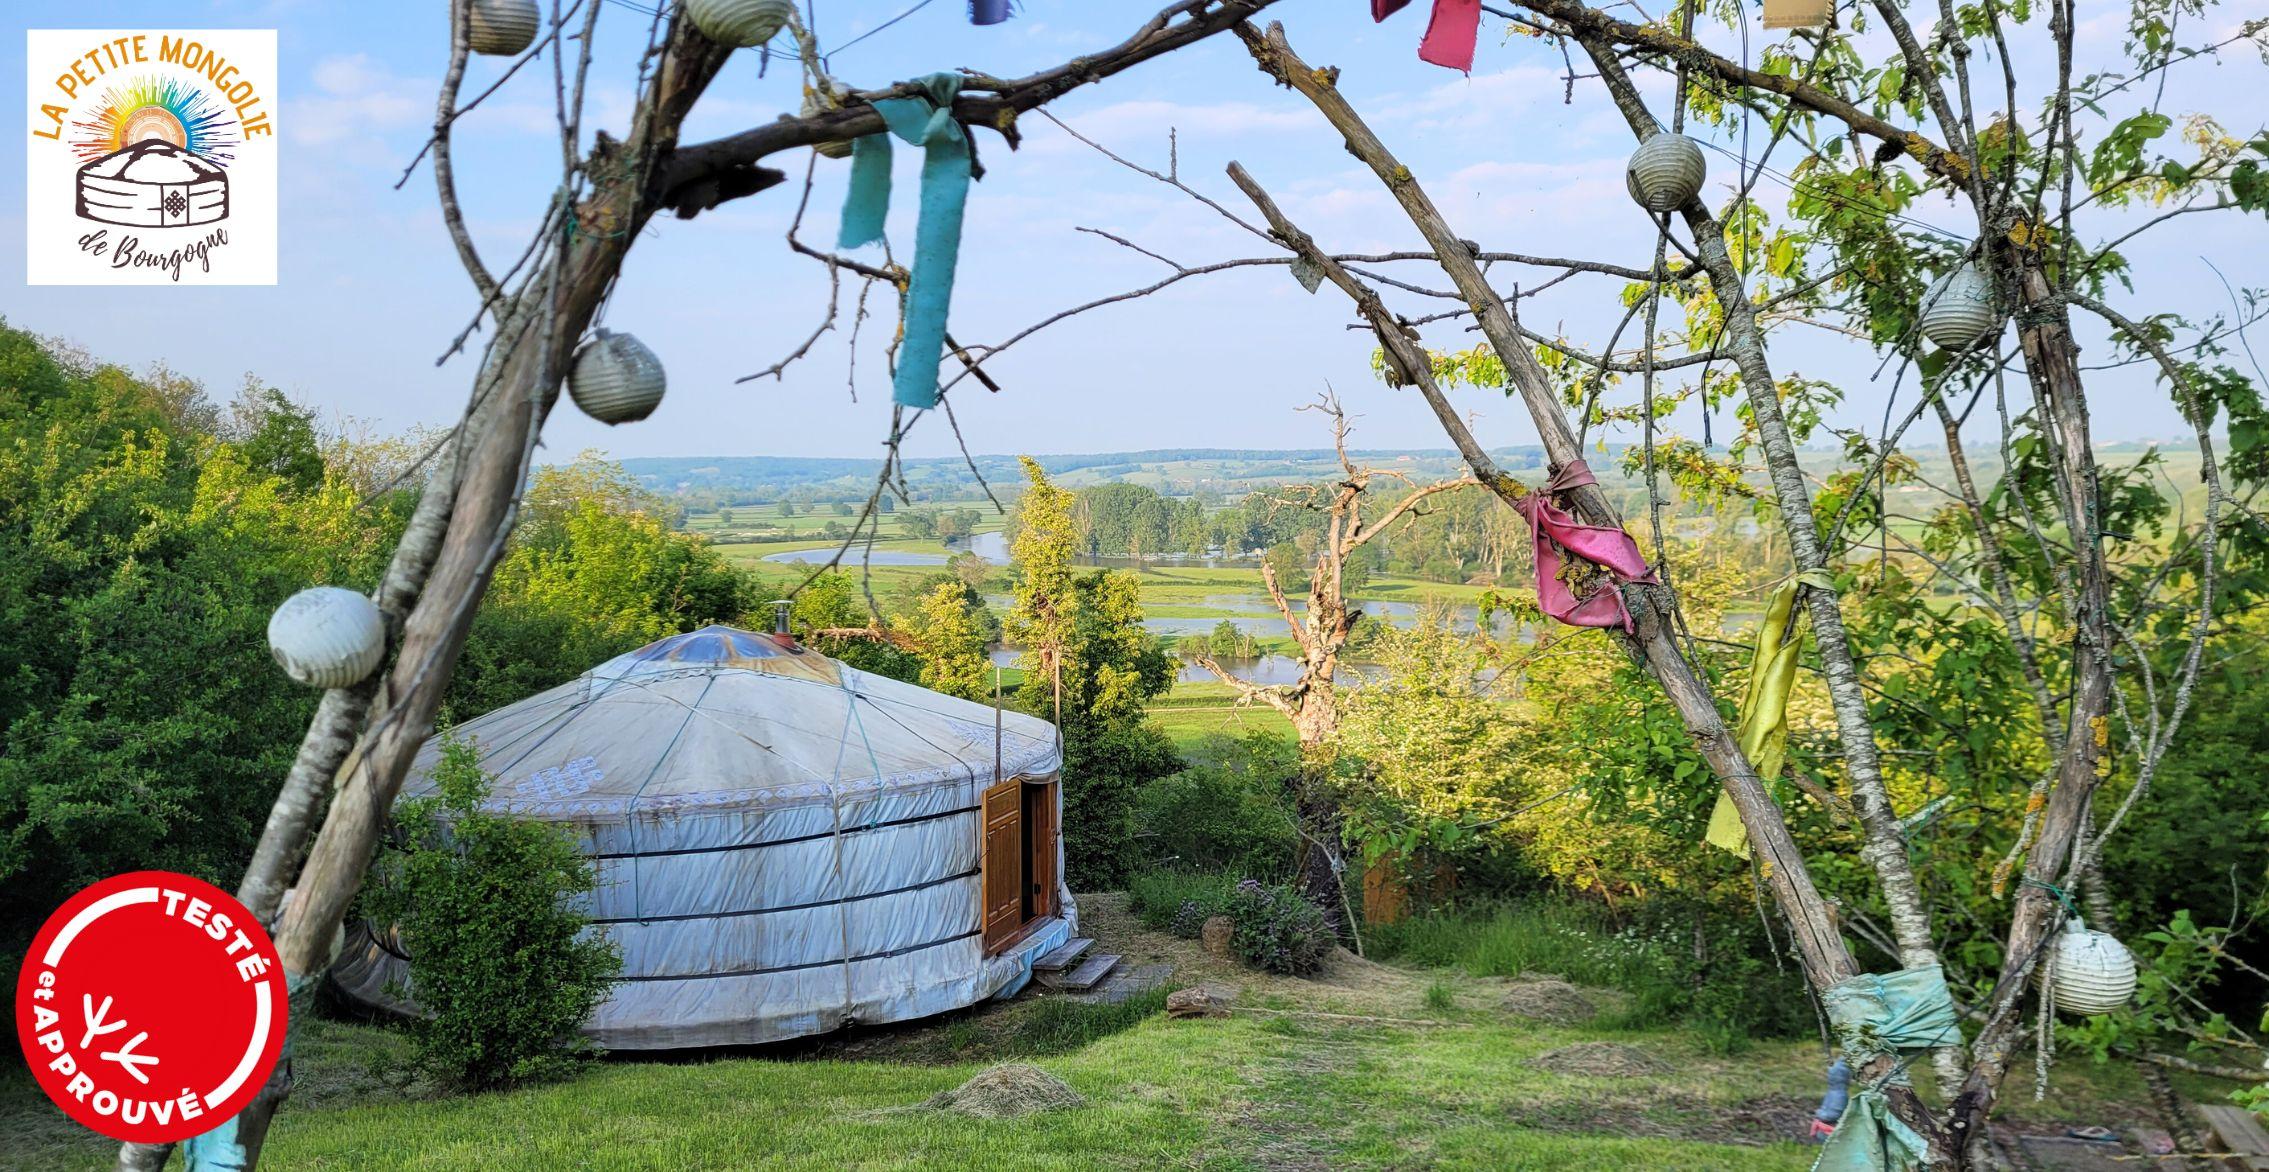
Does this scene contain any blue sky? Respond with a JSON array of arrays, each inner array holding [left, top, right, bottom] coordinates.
[[5, 0, 2263, 463]]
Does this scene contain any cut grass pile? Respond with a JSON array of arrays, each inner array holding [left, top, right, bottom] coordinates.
[[920, 1065, 1086, 1119]]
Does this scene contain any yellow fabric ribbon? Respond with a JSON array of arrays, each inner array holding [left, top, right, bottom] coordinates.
[[1707, 572, 1833, 857]]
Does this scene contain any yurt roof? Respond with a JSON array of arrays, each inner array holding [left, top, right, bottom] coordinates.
[[410, 625, 1058, 820]]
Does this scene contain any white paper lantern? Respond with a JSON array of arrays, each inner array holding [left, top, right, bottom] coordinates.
[[2046, 918, 2137, 1017], [683, 0, 796, 48], [466, 0, 541, 56], [568, 329, 667, 425], [1626, 133, 1707, 213], [1918, 261, 1999, 350], [803, 83, 854, 160], [268, 587, 386, 690]]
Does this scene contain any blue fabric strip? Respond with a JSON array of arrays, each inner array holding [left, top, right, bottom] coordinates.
[[835, 73, 970, 410]]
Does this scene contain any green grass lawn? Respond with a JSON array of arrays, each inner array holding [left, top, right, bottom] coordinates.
[[1149, 702, 1296, 756], [1, 893, 2211, 1171]]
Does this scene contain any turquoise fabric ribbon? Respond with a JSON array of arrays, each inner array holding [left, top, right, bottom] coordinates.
[[1811, 1089, 1929, 1172], [182, 969, 318, 1171], [837, 73, 971, 410], [1809, 967, 1954, 1172], [1820, 964, 1961, 1061]]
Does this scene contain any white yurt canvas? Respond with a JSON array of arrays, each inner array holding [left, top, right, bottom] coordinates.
[[331, 625, 1073, 1049]]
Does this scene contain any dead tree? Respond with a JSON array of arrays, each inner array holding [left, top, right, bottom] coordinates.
[[1192, 391, 1477, 928]]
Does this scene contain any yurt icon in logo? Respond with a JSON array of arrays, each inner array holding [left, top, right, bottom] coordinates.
[[70, 77, 238, 228]]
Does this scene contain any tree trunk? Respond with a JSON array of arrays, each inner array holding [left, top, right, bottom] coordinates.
[[1952, 245, 2117, 1135], [1572, 36, 1959, 1087], [1289, 680, 1350, 932]]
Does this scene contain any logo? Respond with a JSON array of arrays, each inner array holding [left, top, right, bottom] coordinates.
[[26, 31, 276, 285], [15, 872, 288, 1143]]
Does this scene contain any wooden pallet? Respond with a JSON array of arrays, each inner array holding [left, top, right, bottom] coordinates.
[[2200, 1104, 2269, 1171]]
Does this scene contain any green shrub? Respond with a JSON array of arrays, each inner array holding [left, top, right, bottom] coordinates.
[[1062, 718, 1182, 889], [364, 732, 620, 1090], [1134, 734, 1298, 878], [1224, 879, 1334, 976], [1167, 900, 1214, 939], [1366, 897, 1809, 1043]]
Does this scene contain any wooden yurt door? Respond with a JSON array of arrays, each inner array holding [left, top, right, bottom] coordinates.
[[1023, 779, 1059, 921], [980, 778, 1024, 952]]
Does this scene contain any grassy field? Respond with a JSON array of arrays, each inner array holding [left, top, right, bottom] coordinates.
[[2, 895, 2210, 1171], [1149, 680, 1297, 756], [714, 537, 1489, 626], [684, 500, 1008, 541]]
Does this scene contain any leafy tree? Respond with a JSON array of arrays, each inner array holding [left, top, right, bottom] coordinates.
[[947, 550, 992, 592], [230, 385, 327, 494], [1263, 541, 1311, 593], [1006, 458, 1177, 885], [780, 570, 924, 683], [0, 327, 390, 935], [914, 580, 994, 702], [449, 455, 745, 719]]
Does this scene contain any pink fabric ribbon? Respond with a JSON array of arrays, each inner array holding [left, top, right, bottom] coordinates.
[[1515, 459, 1658, 632], [1418, 0, 1482, 72], [1371, 0, 1482, 73]]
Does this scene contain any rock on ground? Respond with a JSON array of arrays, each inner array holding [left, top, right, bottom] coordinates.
[[1200, 915, 1235, 958], [1167, 982, 1238, 1019], [922, 1064, 1086, 1118]]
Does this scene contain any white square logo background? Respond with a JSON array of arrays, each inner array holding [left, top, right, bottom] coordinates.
[[25, 29, 277, 285]]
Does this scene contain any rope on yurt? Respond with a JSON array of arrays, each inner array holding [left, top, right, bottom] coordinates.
[[618, 675, 716, 921], [826, 670, 889, 1026]]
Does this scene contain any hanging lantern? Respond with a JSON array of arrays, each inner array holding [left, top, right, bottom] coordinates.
[[1917, 261, 1999, 350], [1764, 0, 1832, 29], [568, 329, 667, 425], [683, 0, 797, 48], [466, 0, 541, 57], [2045, 918, 2137, 1016], [1625, 133, 1707, 213], [803, 81, 854, 160], [268, 587, 386, 690]]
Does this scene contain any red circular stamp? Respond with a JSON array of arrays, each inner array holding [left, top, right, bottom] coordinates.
[[14, 871, 288, 1143]]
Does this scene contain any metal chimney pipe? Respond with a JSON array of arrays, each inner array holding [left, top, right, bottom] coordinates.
[[771, 599, 793, 637]]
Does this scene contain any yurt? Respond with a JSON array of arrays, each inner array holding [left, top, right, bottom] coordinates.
[[331, 624, 1074, 1049]]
